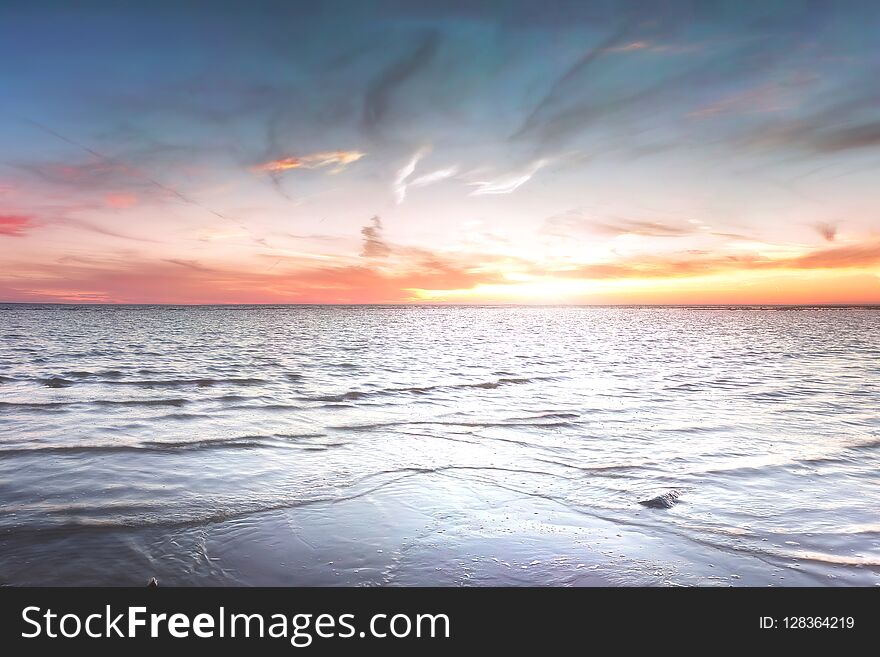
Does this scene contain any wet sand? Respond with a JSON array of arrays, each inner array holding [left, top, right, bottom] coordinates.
[[2, 474, 843, 587]]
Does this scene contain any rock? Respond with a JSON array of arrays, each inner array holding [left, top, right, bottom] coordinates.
[[147, 577, 159, 588], [639, 491, 681, 509]]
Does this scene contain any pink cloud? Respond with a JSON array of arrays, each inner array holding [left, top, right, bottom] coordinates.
[[0, 214, 33, 237], [105, 193, 138, 209]]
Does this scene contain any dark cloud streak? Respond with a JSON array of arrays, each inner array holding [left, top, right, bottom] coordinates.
[[362, 31, 441, 137]]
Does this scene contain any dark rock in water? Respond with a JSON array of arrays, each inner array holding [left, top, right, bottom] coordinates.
[[147, 577, 159, 588], [43, 377, 73, 388], [639, 491, 681, 509]]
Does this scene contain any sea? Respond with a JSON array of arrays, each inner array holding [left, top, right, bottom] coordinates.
[[1, 304, 878, 586]]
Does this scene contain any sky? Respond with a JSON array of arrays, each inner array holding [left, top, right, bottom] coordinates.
[[1, 0, 879, 304]]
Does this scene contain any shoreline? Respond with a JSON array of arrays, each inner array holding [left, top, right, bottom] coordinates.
[[0, 474, 851, 587]]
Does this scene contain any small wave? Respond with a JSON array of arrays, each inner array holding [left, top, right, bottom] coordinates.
[[139, 436, 277, 451], [507, 412, 580, 421], [849, 436, 880, 451], [160, 413, 212, 420], [92, 398, 189, 408], [0, 432, 331, 457], [790, 550, 880, 568], [0, 401, 70, 410], [41, 376, 74, 388], [100, 370, 125, 378], [107, 377, 267, 388], [223, 403, 303, 411], [309, 391, 370, 402], [303, 376, 542, 403], [333, 417, 574, 431], [61, 370, 96, 379], [0, 398, 189, 410]]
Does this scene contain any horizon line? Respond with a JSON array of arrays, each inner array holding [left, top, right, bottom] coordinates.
[[3, 301, 880, 308]]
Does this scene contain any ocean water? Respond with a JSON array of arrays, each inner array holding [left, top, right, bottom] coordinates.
[[1, 304, 878, 587]]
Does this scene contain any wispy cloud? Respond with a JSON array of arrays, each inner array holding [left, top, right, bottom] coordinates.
[[65, 218, 162, 243], [21, 120, 252, 234], [254, 150, 365, 174], [410, 166, 459, 189], [604, 41, 651, 53], [544, 209, 696, 238], [550, 239, 880, 282], [813, 222, 838, 242], [514, 22, 636, 140], [742, 90, 880, 155], [104, 192, 138, 209], [468, 159, 548, 196], [0, 214, 33, 237], [360, 216, 391, 258], [392, 146, 431, 204], [687, 81, 801, 118], [362, 31, 441, 136]]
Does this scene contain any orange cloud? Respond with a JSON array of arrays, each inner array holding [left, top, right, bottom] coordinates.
[[254, 150, 365, 174], [0, 214, 33, 237], [4, 232, 880, 304], [551, 240, 880, 281], [0, 249, 503, 304]]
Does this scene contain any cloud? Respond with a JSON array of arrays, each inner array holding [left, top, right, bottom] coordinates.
[[360, 216, 391, 258], [21, 120, 250, 233], [391, 147, 458, 203], [787, 240, 880, 270], [550, 239, 880, 282], [811, 121, 880, 154], [19, 159, 143, 192], [163, 258, 212, 271], [0, 248, 503, 304], [0, 214, 33, 237], [409, 166, 460, 189], [254, 150, 365, 174], [603, 41, 651, 53], [392, 146, 430, 203], [468, 159, 548, 196], [515, 22, 636, 139], [544, 210, 695, 238], [741, 91, 880, 155], [64, 219, 162, 244], [105, 192, 138, 209], [362, 31, 441, 136], [813, 222, 837, 242], [687, 81, 798, 118], [513, 34, 793, 149]]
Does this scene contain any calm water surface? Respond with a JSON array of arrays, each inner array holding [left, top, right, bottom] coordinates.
[[1, 305, 878, 586]]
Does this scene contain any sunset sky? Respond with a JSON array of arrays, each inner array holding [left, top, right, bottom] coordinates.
[[1, 1, 879, 304]]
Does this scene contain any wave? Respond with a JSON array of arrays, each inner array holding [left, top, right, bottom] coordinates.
[[303, 376, 542, 403], [31, 376, 268, 388], [103, 377, 268, 388], [223, 403, 303, 411], [0, 432, 331, 457], [0, 398, 190, 410], [332, 416, 575, 431], [92, 398, 189, 408], [40, 376, 74, 388]]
